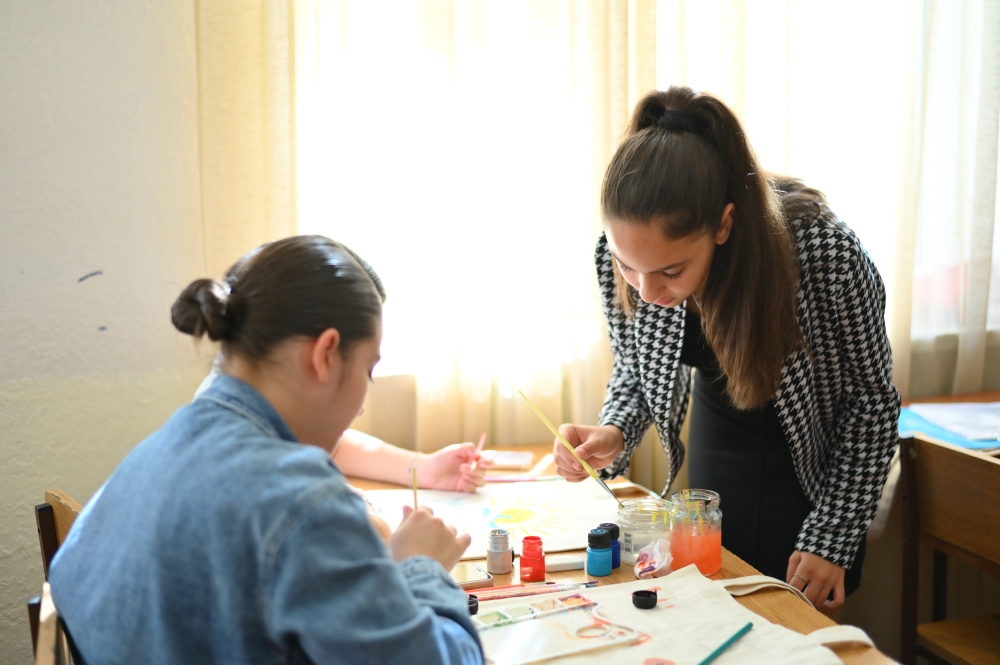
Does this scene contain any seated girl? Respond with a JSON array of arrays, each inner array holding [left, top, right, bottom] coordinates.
[[50, 236, 483, 665], [194, 253, 489, 498]]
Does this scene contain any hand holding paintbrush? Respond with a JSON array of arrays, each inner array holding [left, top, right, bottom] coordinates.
[[469, 432, 487, 472], [414, 438, 491, 493], [518, 391, 623, 507]]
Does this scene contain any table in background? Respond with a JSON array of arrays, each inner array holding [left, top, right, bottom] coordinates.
[[905, 389, 1000, 457], [350, 442, 892, 664]]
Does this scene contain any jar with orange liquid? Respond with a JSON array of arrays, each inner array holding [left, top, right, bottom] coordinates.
[[668, 489, 722, 575]]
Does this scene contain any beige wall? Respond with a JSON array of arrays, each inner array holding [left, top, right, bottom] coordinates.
[[0, 2, 289, 662]]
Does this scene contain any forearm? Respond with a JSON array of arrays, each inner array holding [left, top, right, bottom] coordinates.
[[797, 245, 900, 566], [334, 429, 421, 485], [399, 556, 482, 648], [597, 377, 653, 479], [796, 394, 899, 566], [275, 496, 482, 665]]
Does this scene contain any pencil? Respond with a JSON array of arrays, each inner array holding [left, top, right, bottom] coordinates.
[[484, 475, 562, 483], [470, 432, 487, 472], [696, 622, 753, 665], [517, 390, 622, 507], [412, 466, 418, 510]]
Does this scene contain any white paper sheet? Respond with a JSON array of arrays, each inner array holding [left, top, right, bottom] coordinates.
[[363, 479, 621, 559], [909, 402, 1000, 440]]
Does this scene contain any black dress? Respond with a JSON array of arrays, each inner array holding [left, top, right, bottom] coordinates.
[[681, 311, 866, 595]]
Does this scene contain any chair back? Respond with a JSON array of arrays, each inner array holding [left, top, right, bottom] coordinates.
[[36, 489, 82, 579], [910, 438, 1000, 567]]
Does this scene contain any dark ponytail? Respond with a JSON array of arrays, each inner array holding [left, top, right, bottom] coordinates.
[[171, 235, 385, 359], [601, 87, 804, 410]]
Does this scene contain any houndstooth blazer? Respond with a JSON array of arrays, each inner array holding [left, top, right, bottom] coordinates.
[[595, 201, 900, 569]]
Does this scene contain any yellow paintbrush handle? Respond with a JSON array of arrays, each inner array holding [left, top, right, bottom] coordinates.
[[517, 390, 599, 479], [412, 466, 418, 509]]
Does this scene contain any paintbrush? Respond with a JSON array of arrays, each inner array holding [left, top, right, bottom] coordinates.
[[475, 581, 598, 602], [517, 390, 623, 507], [464, 582, 554, 595], [411, 466, 418, 510], [469, 432, 487, 472]]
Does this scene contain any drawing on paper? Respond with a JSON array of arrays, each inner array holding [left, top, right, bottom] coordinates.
[[363, 479, 622, 559]]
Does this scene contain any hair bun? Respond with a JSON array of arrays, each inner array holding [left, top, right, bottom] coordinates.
[[171, 278, 238, 341]]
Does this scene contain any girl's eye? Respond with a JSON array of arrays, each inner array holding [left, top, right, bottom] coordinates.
[[617, 261, 632, 272], [664, 271, 683, 280]]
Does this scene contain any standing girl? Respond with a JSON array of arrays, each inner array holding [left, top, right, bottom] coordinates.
[[553, 87, 899, 613], [51, 236, 482, 664]]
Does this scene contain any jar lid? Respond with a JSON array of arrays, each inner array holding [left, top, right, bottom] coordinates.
[[598, 522, 620, 539], [632, 589, 657, 609], [588, 528, 611, 549], [488, 529, 510, 551]]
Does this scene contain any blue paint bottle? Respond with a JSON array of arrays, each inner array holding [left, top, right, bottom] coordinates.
[[599, 522, 621, 569], [586, 528, 613, 577]]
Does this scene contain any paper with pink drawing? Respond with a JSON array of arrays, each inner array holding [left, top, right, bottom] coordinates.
[[476, 566, 844, 664]]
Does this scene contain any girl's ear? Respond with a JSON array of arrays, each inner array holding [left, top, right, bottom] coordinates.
[[716, 203, 735, 245], [310, 328, 342, 385]]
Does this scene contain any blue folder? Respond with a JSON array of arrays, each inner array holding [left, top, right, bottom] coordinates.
[[898, 407, 999, 450]]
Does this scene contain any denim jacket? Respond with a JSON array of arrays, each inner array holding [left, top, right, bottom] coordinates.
[[50, 375, 482, 665]]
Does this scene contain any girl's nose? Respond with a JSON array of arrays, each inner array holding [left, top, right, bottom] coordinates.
[[637, 274, 663, 304]]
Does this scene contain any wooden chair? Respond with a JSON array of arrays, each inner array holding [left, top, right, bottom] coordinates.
[[900, 436, 1000, 665], [32, 582, 74, 665], [29, 489, 82, 658], [36, 489, 82, 579]]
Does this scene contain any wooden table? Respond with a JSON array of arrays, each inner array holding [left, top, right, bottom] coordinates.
[[351, 443, 892, 664]]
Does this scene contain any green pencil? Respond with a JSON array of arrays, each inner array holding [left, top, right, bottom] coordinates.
[[696, 621, 753, 665]]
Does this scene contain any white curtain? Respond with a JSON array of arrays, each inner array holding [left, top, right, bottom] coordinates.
[[291, 0, 1000, 461], [893, 0, 1000, 398], [656, 0, 1000, 401], [294, 0, 650, 452]]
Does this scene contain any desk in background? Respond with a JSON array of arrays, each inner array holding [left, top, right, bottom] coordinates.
[[350, 442, 892, 664], [903, 390, 1000, 456]]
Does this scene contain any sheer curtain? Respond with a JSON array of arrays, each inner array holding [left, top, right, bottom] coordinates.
[[291, 0, 1000, 459], [294, 0, 650, 452], [894, 0, 1000, 398], [655, 0, 999, 400]]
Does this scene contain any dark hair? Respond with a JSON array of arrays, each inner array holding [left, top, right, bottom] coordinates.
[[601, 87, 805, 410], [171, 235, 385, 359]]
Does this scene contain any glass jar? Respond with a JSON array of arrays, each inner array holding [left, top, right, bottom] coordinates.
[[669, 489, 722, 575], [616, 498, 672, 565]]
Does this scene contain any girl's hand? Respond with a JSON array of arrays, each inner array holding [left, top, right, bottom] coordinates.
[[417, 443, 491, 493], [552, 424, 625, 481], [787, 550, 846, 612], [391, 506, 471, 570]]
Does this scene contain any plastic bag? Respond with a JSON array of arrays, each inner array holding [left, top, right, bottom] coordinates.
[[634, 537, 672, 579]]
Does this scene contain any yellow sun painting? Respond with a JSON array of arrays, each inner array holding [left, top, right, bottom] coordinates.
[[480, 493, 570, 542]]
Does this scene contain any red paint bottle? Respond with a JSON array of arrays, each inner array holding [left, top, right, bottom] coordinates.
[[519, 536, 546, 582]]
